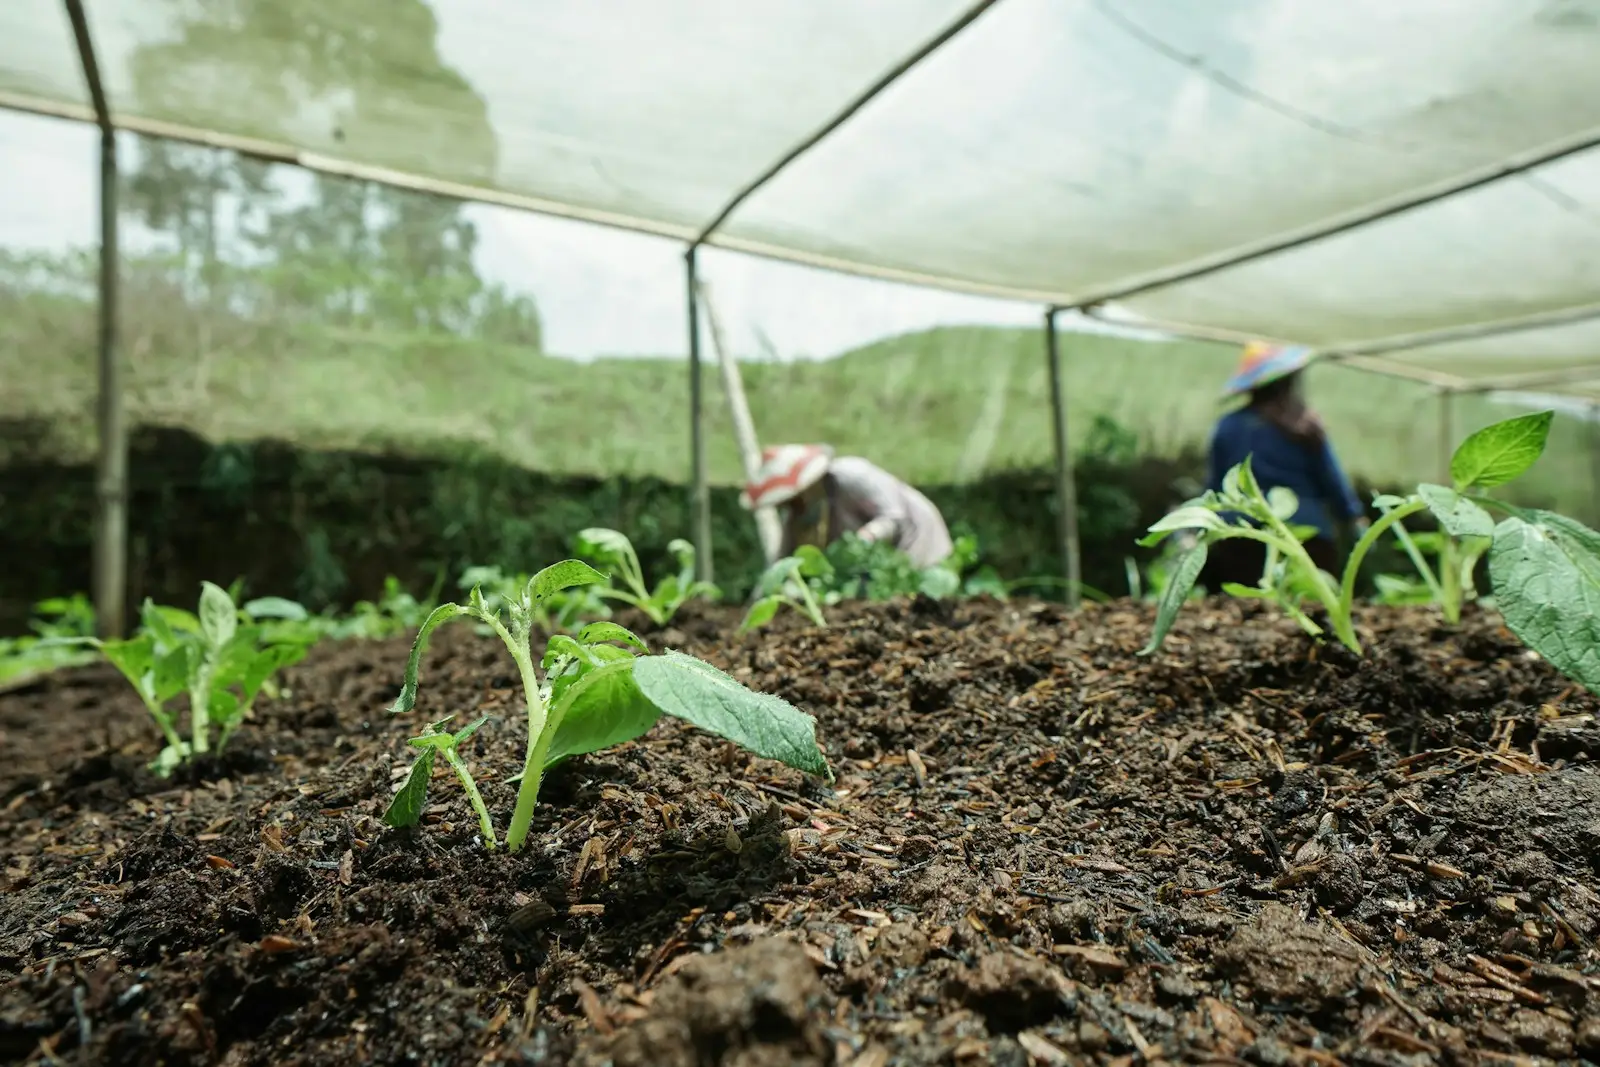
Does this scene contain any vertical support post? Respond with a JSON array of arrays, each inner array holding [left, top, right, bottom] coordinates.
[[685, 246, 714, 583], [1044, 308, 1081, 608], [1437, 388, 1455, 484], [698, 279, 783, 563], [66, 0, 126, 637]]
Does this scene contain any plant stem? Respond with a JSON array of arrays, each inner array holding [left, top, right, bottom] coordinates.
[[1242, 510, 1351, 650], [444, 748, 496, 849], [1337, 499, 1427, 644], [1439, 536, 1462, 624], [1384, 510, 1447, 614], [501, 614, 548, 853]]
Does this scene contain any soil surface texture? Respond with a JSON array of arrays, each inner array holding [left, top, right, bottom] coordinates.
[[2, 597, 1598, 1067]]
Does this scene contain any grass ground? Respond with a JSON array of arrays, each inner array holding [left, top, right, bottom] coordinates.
[[3, 286, 1594, 517]]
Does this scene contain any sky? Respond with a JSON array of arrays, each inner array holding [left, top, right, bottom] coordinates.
[[0, 108, 1089, 362]]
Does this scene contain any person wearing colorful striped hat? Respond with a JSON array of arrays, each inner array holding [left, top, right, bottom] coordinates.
[[740, 445, 953, 568], [1199, 342, 1369, 591]]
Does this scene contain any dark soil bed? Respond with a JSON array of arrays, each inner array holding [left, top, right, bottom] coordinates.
[[3, 597, 1599, 1066]]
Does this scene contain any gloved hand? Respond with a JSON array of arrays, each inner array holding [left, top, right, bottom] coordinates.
[[857, 516, 898, 544]]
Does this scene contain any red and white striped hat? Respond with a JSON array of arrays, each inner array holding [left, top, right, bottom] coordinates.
[[740, 444, 834, 510]]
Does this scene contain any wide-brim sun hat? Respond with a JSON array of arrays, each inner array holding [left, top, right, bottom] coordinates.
[[1222, 341, 1314, 397], [740, 444, 834, 510]]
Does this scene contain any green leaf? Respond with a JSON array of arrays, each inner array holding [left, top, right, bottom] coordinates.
[[239, 643, 307, 706], [754, 558, 805, 598], [389, 603, 466, 715], [1139, 541, 1209, 656], [1148, 506, 1227, 535], [454, 714, 489, 744], [544, 660, 661, 768], [631, 651, 832, 780], [794, 544, 834, 579], [1266, 487, 1298, 521], [526, 560, 608, 607], [1417, 483, 1495, 539], [383, 747, 437, 828], [577, 621, 649, 654], [1450, 411, 1553, 490], [542, 633, 593, 670], [140, 598, 180, 648], [1487, 511, 1600, 694], [206, 687, 241, 730], [1221, 582, 1275, 600], [1372, 493, 1408, 509], [243, 597, 309, 621], [740, 596, 782, 633], [198, 581, 237, 649], [100, 636, 155, 699], [1221, 464, 1243, 500]]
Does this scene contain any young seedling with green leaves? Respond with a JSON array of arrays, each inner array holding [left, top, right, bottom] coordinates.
[[575, 528, 720, 626], [79, 582, 310, 775], [383, 560, 832, 852], [458, 564, 609, 634], [741, 545, 832, 633], [1141, 411, 1600, 696]]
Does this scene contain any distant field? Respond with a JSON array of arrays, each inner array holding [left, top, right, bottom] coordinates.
[[2, 288, 1594, 518]]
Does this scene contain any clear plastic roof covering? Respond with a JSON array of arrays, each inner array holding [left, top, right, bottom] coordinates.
[[6, 0, 1600, 391]]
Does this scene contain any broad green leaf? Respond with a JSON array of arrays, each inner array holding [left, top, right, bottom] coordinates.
[[239, 643, 307, 706], [1417, 483, 1495, 539], [918, 567, 961, 600], [206, 687, 241, 730], [1450, 411, 1553, 490], [383, 747, 436, 828], [544, 660, 660, 767], [576, 527, 633, 560], [631, 651, 832, 780], [199, 582, 238, 650], [140, 599, 180, 647], [577, 621, 648, 654], [795, 544, 834, 579], [1139, 541, 1209, 656], [1148, 507, 1227, 535], [389, 603, 466, 715], [243, 597, 309, 621], [1266, 487, 1299, 521], [153, 646, 190, 702], [740, 596, 782, 633], [100, 636, 154, 693], [526, 560, 608, 607], [1487, 511, 1600, 694]]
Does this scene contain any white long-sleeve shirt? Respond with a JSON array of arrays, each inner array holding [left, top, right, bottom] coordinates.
[[780, 456, 952, 568]]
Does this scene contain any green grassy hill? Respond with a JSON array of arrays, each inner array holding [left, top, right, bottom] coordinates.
[[2, 287, 1592, 516]]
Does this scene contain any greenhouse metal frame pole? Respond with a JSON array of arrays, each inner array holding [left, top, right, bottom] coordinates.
[[1044, 308, 1082, 608], [684, 247, 713, 583], [65, 0, 126, 638]]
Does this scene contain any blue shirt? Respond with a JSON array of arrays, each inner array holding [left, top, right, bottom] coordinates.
[[1207, 408, 1363, 540]]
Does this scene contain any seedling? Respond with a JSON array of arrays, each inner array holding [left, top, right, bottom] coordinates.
[[80, 583, 309, 775], [1138, 458, 1392, 654], [741, 546, 831, 632], [1142, 411, 1600, 697], [384, 559, 831, 851], [389, 715, 496, 846], [575, 528, 721, 625]]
